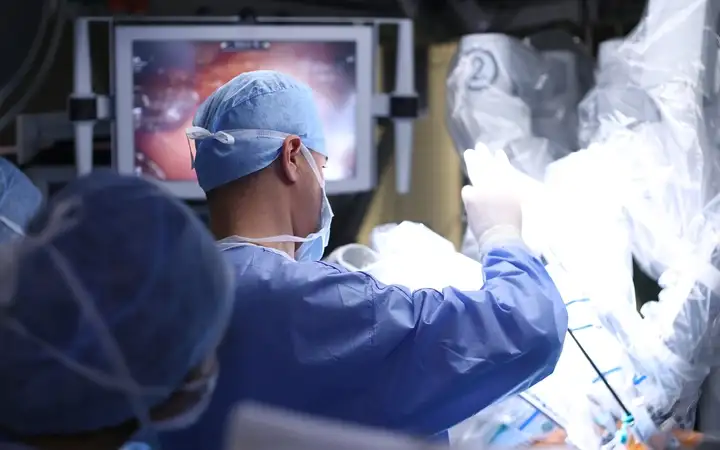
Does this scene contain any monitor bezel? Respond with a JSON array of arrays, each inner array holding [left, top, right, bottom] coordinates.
[[113, 24, 376, 199]]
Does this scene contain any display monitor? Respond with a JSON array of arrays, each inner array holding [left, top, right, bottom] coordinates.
[[113, 24, 375, 198]]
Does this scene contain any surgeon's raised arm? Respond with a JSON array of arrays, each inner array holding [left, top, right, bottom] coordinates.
[[358, 240, 567, 436], [327, 177, 564, 436], [356, 178, 567, 436]]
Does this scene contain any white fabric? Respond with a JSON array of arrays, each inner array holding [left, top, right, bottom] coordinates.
[[331, 222, 484, 293]]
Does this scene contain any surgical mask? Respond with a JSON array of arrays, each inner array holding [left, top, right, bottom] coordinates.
[[187, 127, 334, 262]]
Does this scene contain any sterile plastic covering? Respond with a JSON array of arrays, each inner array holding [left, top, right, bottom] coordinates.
[[452, 145, 661, 449], [448, 0, 720, 446], [446, 32, 590, 181], [576, 38, 661, 148], [578, 0, 720, 432]]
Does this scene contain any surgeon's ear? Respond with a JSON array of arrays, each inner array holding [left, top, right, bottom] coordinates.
[[278, 135, 304, 184]]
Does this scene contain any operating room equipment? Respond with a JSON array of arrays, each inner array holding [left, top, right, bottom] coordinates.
[[68, 16, 418, 194], [576, 38, 660, 149], [441, 0, 720, 447], [0, 0, 67, 136], [446, 31, 592, 263], [446, 32, 589, 182]]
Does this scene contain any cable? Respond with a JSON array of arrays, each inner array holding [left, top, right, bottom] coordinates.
[[0, 0, 57, 109], [567, 328, 633, 418], [0, 0, 67, 135]]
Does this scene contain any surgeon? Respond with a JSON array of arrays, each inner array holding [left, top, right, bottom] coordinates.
[[0, 171, 234, 449], [0, 157, 42, 243], [161, 70, 568, 449]]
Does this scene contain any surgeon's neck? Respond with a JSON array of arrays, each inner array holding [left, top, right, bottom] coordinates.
[[208, 180, 296, 258]]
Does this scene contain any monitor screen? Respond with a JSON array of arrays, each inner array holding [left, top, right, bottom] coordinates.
[[132, 40, 358, 183], [114, 25, 375, 198]]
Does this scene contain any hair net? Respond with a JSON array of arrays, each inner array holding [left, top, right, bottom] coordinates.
[[191, 70, 327, 192], [0, 157, 42, 242], [0, 171, 234, 436]]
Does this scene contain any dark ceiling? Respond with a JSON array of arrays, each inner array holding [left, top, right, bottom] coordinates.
[[261, 0, 648, 45]]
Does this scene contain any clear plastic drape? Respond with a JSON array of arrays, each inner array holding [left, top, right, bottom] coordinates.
[[446, 0, 720, 446]]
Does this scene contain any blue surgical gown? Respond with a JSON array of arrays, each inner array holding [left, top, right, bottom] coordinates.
[[159, 242, 567, 449]]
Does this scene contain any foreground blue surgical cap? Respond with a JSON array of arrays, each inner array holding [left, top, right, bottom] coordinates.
[[0, 171, 234, 435], [0, 157, 42, 242], [192, 70, 327, 192]]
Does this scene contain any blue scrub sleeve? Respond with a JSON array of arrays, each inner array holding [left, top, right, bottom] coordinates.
[[289, 242, 567, 436]]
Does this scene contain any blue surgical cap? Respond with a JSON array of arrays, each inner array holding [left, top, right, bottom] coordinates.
[[0, 171, 234, 435], [0, 157, 42, 242], [192, 70, 327, 192]]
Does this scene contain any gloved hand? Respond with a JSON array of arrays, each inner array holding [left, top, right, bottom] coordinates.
[[462, 144, 524, 251]]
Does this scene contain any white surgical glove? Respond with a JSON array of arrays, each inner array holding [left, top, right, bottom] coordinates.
[[462, 144, 524, 252]]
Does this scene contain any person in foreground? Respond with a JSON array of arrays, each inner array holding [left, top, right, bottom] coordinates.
[[161, 70, 568, 449], [0, 171, 234, 449]]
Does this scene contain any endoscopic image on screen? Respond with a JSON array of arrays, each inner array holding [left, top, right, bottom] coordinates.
[[132, 40, 358, 182]]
